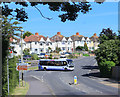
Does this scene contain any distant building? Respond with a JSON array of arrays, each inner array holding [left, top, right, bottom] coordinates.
[[10, 32, 99, 56]]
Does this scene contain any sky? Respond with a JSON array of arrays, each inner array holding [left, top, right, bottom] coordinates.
[[8, 2, 118, 37]]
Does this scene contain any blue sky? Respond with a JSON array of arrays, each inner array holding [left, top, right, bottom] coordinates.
[[9, 2, 118, 37]]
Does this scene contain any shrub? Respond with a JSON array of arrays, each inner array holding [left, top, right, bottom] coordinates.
[[31, 54, 38, 60], [49, 54, 52, 59], [83, 54, 90, 56], [67, 54, 77, 59], [98, 61, 115, 77], [95, 40, 120, 66], [8, 56, 19, 94]]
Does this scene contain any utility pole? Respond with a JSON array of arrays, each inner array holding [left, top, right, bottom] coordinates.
[[21, 29, 24, 86], [73, 35, 75, 55]]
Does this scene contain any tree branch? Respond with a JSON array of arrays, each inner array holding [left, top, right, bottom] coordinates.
[[34, 6, 52, 20]]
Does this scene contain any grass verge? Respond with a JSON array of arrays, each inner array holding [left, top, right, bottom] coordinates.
[[28, 66, 38, 70], [11, 80, 29, 95]]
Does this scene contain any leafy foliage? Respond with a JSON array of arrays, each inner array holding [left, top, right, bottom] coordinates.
[[76, 46, 84, 51], [23, 48, 30, 55], [23, 31, 33, 39], [9, 56, 19, 94], [95, 40, 120, 66], [31, 54, 38, 60], [2, 16, 22, 96], [84, 42, 88, 51], [55, 47, 61, 53], [98, 61, 115, 77], [99, 28, 117, 44], [95, 28, 120, 77], [2, 2, 102, 22]]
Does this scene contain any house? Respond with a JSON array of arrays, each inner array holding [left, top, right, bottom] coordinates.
[[10, 32, 99, 56]]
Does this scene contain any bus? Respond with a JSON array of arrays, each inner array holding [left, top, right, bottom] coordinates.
[[38, 59, 74, 71]]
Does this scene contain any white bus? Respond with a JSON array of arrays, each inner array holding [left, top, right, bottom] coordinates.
[[38, 59, 74, 71]]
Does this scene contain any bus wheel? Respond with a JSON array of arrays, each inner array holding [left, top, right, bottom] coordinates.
[[65, 68, 67, 71], [44, 67, 46, 71]]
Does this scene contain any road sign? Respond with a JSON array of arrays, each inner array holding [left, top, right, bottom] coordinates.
[[74, 76, 77, 85], [16, 65, 27, 71], [16, 63, 28, 66]]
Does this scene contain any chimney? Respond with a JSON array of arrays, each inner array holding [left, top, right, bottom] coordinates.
[[35, 32, 39, 36], [57, 32, 61, 35], [94, 33, 97, 36], [76, 32, 79, 36]]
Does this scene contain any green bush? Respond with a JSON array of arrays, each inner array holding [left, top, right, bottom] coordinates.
[[31, 54, 38, 60], [98, 61, 115, 77], [9, 56, 19, 94], [95, 40, 120, 66], [67, 54, 77, 59], [83, 54, 90, 56]]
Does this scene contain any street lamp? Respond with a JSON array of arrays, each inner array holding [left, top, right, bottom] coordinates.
[[20, 29, 24, 63], [20, 29, 24, 86]]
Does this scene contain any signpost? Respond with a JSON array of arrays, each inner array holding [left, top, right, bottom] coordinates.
[[16, 63, 28, 87]]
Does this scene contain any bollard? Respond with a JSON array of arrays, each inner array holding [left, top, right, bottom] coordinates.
[[74, 76, 77, 85]]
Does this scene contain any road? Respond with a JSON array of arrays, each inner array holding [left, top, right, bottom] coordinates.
[[24, 57, 119, 96]]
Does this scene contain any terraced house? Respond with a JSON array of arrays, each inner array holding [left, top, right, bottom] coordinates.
[[10, 32, 99, 56]]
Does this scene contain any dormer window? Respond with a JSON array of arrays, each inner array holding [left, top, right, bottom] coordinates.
[[62, 41, 65, 44], [46, 43, 49, 46], [40, 43, 42, 46]]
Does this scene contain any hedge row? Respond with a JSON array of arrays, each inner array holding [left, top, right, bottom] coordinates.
[[2, 56, 19, 96]]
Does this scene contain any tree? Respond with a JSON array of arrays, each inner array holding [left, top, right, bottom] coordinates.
[[23, 48, 30, 55], [99, 28, 117, 44], [48, 47, 52, 53], [84, 42, 88, 51], [23, 31, 33, 39], [76, 46, 84, 51], [2, 16, 22, 96], [1, 1, 103, 22], [95, 28, 120, 77], [55, 47, 61, 53], [95, 40, 120, 76]]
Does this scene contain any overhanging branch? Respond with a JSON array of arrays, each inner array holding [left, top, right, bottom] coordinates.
[[34, 6, 52, 20]]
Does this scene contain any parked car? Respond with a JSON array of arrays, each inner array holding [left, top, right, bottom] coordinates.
[[23, 55, 32, 60], [18, 59, 29, 65], [64, 52, 72, 56], [38, 53, 45, 58], [60, 54, 67, 59]]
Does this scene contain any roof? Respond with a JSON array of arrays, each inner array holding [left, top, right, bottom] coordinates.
[[10, 36, 20, 43], [50, 34, 64, 42], [89, 33, 99, 42], [24, 35, 46, 42], [70, 35, 84, 41]]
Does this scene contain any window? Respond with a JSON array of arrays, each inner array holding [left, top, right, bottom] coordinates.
[[68, 42, 70, 44], [19, 45, 21, 47], [62, 47, 65, 50], [35, 42, 37, 45], [62, 41, 65, 44], [68, 47, 69, 50], [40, 43, 42, 46], [46, 43, 49, 46], [35, 49, 37, 51]]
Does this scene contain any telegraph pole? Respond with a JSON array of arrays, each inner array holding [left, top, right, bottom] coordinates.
[[21, 29, 24, 86]]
